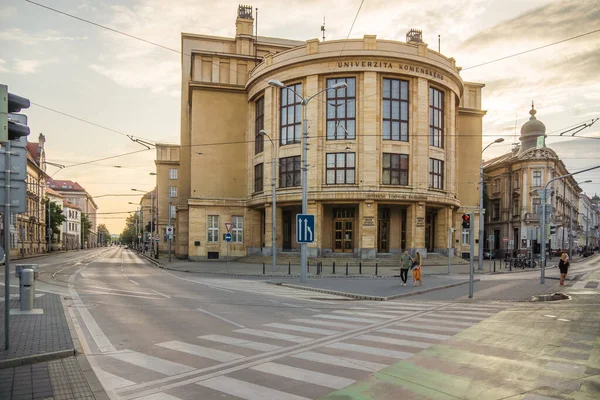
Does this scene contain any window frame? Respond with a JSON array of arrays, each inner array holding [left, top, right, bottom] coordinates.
[[512, 197, 520, 216], [207, 215, 219, 243], [532, 197, 541, 214], [254, 96, 265, 154], [326, 152, 356, 185], [326, 77, 356, 140], [382, 78, 409, 142], [169, 168, 178, 180], [169, 205, 176, 220], [279, 155, 301, 188], [429, 158, 444, 190], [382, 153, 409, 186], [254, 163, 264, 193], [492, 200, 500, 220], [532, 170, 542, 187], [461, 228, 470, 245], [169, 186, 177, 198], [232, 216, 243, 243], [429, 86, 444, 148], [279, 83, 302, 146]]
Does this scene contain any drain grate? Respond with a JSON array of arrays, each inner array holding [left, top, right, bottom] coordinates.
[[531, 292, 571, 302]]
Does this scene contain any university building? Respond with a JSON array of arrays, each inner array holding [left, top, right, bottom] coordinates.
[[173, 5, 485, 260]]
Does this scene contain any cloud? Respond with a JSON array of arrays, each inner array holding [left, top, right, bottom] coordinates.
[[0, 6, 17, 19], [0, 58, 7, 73], [10, 57, 58, 74], [0, 28, 88, 45]]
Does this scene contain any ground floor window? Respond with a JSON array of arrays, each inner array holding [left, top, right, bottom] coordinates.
[[232, 216, 243, 242], [462, 228, 470, 245], [207, 215, 219, 242]]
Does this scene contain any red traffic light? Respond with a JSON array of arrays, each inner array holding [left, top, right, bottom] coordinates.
[[462, 214, 470, 221]]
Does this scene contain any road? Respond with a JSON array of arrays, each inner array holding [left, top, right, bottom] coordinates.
[[3, 247, 598, 400]]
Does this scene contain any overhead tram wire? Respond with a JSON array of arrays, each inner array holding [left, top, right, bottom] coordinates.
[[50, 149, 152, 177]]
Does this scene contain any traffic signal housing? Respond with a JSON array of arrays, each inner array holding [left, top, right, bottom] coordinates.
[[550, 225, 556, 235], [0, 85, 31, 143], [462, 214, 470, 229]]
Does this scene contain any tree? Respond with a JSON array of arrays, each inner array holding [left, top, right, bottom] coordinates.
[[81, 213, 92, 248], [97, 224, 110, 245], [120, 213, 139, 246], [45, 200, 66, 243]]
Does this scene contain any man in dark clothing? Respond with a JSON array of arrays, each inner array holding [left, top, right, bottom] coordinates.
[[399, 250, 413, 286]]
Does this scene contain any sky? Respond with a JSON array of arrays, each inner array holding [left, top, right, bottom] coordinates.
[[1, 0, 599, 234]]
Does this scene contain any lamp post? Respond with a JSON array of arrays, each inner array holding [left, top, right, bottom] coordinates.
[[479, 138, 504, 270], [570, 180, 592, 258], [259, 129, 277, 272], [132, 188, 153, 256], [150, 173, 159, 259], [268, 79, 347, 283]]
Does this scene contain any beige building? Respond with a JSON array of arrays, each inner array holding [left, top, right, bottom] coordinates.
[[154, 144, 180, 254], [138, 189, 157, 244], [46, 187, 64, 251], [174, 6, 485, 260], [483, 106, 582, 256]]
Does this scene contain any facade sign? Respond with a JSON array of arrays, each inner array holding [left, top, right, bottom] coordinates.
[[362, 216, 374, 227], [336, 60, 445, 81]]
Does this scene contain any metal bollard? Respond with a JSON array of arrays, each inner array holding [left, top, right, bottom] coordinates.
[[307, 261, 310, 273], [375, 263, 378, 276], [493, 260, 496, 272], [20, 269, 34, 311], [359, 262, 362, 275], [263, 262, 265, 275], [288, 262, 291, 275], [346, 262, 348, 276], [333, 262, 336, 275]]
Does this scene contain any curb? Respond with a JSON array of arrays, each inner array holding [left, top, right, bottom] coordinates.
[[138, 252, 162, 267], [267, 279, 479, 301], [486, 265, 557, 275], [0, 349, 76, 369]]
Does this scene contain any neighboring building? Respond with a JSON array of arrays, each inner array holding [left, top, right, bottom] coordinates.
[[63, 201, 81, 250], [139, 189, 157, 245], [173, 6, 485, 260], [12, 133, 48, 257], [154, 144, 180, 254], [47, 179, 98, 248], [482, 105, 582, 256], [578, 193, 596, 250], [45, 187, 64, 251]]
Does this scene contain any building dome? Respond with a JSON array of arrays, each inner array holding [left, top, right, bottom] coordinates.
[[518, 102, 546, 154]]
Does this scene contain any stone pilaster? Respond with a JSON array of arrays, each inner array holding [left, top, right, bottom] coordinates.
[[359, 200, 377, 259], [406, 202, 426, 255]]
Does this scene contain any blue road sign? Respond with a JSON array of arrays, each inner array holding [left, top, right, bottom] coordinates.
[[296, 214, 315, 243], [225, 233, 232, 242]]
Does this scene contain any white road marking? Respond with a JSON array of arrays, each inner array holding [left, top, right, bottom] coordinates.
[[208, 286, 235, 293], [150, 289, 171, 299], [292, 351, 387, 372], [250, 361, 354, 389], [94, 367, 136, 390], [264, 323, 340, 335], [442, 310, 497, 317], [234, 328, 311, 343], [129, 279, 140, 285], [291, 318, 365, 330], [313, 314, 381, 324], [135, 393, 183, 400], [79, 285, 155, 295], [79, 290, 162, 300], [305, 308, 320, 312], [396, 322, 463, 333], [326, 342, 412, 359], [378, 328, 451, 341], [110, 350, 195, 376], [197, 375, 311, 400], [355, 334, 433, 349], [426, 313, 485, 321], [156, 340, 244, 362], [196, 307, 246, 328], [198, 335, 282, 352], [332, 310, 398, 319], [412, 317, 474, 327]]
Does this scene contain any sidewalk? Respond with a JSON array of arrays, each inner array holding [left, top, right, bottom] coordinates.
[[0, 288, 108, 399], [321, 278, 600, 399]]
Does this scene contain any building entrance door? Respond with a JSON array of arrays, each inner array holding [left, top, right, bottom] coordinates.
[[425, 211, 436, 252], [378, 208, 390, 253], [282, 211, 292, 251], [333, 208, 355, 253]]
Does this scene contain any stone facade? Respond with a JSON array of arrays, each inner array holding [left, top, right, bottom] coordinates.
[[174, 7, 485, 261], [154, 144, 180, 255]]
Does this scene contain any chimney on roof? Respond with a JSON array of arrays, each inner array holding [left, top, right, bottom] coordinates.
[[38, 133, 45, 149], [236, 4, 254, 36], [406, 29, 423, 44]]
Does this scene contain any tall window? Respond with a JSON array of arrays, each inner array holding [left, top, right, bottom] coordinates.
[[280, 83, 302, 145], [429, 87, 444, 148], [207, 215, 219, 242], [326, 153, 355, 184], [429, 158, 444, 189], [513, 173, 519, 189], [382, 153, 409, 185], [513, 198, 520, 216], [532, 198, 541, 214], [169, 168, 178, 180], [232, 216, 243, 243], [327, 78, 356, 140], [254, 163, 264, 193], [492, 200, 500, 220], [461, 228, 470, 245], [255, 97, 264, 154], [169, 186, 177, 198], [382, 78, 409, 141], [532, 170, 542, 187], [492, 178, 500, 193], [279, 156, 301, 188], [170, 205, 176, 219]]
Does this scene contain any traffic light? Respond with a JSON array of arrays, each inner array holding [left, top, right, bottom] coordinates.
[[1, 85, 31, 143], [550, 225, 556, 235], [462, 214, 470, 229]]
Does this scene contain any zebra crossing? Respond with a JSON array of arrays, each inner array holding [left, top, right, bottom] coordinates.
[[91, 301, 509, 400]]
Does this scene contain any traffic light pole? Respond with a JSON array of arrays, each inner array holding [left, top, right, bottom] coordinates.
[[469, 211, 474, 299]]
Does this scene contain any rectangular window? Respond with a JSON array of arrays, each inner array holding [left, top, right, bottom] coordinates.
[[232, 216, 243, 243], [382, 153, 409, 185], [532, 170, 542, 187], [279, 83, 302, 145], [169, 168, 178, 180], [513, 198, 520, 216], [492, 178, 500, 193], [429, 87, 444, 148], [513, 174, 519, 189], [326, 78, 356, 140], [382, 78, 409, 141], [461, 228, 470, 245], [326, 153, 355, 185], [532, 197, 541, 214], [429, 158, 444, 189], [254, 163, 264, 193], [255, 97, 264, 154], [207, 215, 219, 242], [169, 186, 177, 198], [492, 200, 500, 220], [170, 205, 176, 219], [279, 156, 301, 188]]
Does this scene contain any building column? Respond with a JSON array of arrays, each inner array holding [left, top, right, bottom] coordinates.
[[435, 206, 452, 255], [406, 202, 426, 255], [307, 201, 321, 257], [359, 200, 377, 259], [264, 204, 282, 256]]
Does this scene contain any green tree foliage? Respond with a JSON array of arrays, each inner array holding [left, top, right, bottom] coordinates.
[[97, 224, 111, 245], [120, 213, 139, 245], [45, 200, 66, 240], [81, 213, 92, 245]]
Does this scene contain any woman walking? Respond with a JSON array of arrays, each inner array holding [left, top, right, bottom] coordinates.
[[412, 252, 422, 287], [558, 252, 570, 286]]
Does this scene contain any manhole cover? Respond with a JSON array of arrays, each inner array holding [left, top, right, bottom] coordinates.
[[531, 292, 571, 302]]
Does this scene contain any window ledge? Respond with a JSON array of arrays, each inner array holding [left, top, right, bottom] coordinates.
[[428, 188, 446, 193]]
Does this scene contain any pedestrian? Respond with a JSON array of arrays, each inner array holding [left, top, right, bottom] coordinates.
[[412, 251, 422, 287], [558, 252, 570, 286], [399, 250, 412, 286]]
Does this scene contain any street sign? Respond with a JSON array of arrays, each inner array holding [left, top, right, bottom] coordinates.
[[537, 188, 552, 203], [166, 225, 173, 234], [225, 232, 232, 242], [138, 233, 142, 239], [488, 235, 495, 249], [503, 238, 508, 242], [536, 136, 544, 149], [225, 223, 233, 232], [296, 214, 315, 243]]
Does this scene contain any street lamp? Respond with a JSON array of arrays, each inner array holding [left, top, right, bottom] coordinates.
[[570, 180, 592, 258], [149, 173, 159, 259], [132, 188, 154, 256], [268, 79, 347, 283], [259, 129, 277, 272], [479, 138, 504, 271]]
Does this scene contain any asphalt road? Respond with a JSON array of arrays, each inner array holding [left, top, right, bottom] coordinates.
[[3, 248, 598, 400]]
